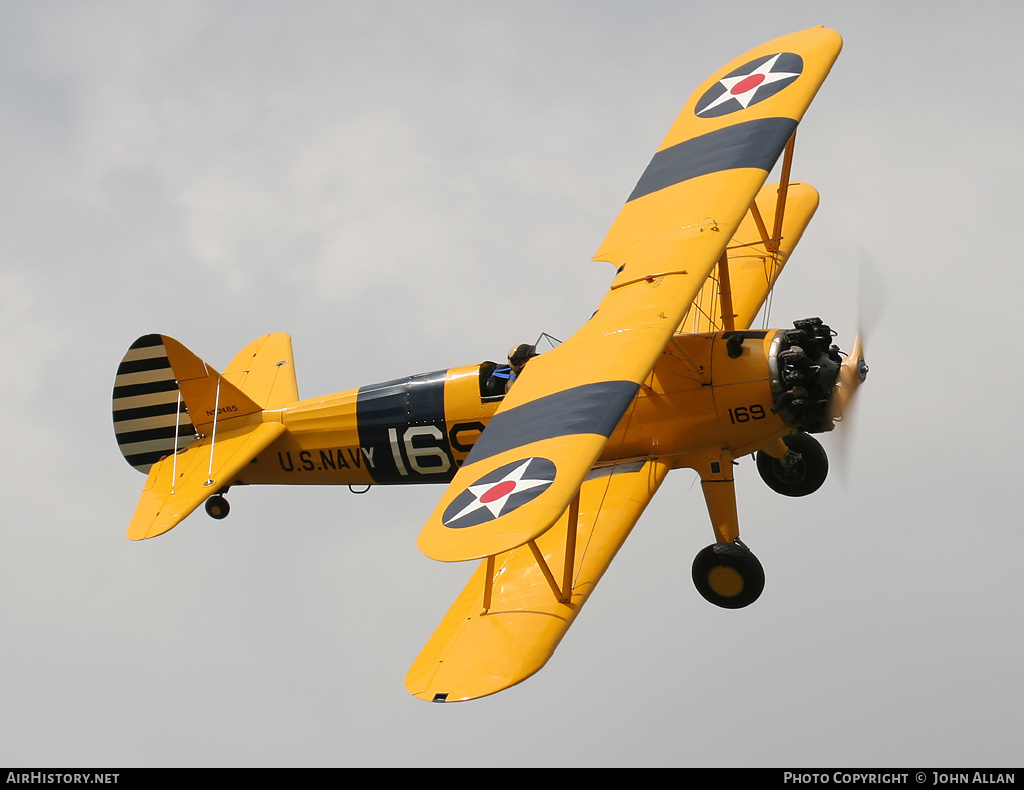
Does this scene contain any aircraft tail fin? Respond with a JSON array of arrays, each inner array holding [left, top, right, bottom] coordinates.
[[112, 334, 264, 473], [113, 333, 297, 540]]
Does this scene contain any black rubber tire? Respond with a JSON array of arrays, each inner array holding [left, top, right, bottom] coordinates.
[[205, 495, 230, 520], [756, 432, 828, 497], [692, 542, 765, 609]]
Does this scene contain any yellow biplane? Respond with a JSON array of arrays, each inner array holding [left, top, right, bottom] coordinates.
[[113, 27, 861, 701]]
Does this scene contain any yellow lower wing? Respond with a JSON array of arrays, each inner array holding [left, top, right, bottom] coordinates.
[[681, 181, 819, 334], [406, 459, 670, 702]]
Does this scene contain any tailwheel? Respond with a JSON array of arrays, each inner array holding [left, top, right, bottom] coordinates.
[[205, 494, 230, 520], [692, 542, 764, 609], [756, 432, 828, 497]]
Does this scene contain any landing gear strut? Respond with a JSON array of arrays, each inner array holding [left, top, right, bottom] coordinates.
[[692, 541, 764, 609]]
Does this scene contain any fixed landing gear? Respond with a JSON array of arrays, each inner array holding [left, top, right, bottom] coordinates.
[[204, 494, 230, 519], [756, 432, 828, 497], [692, 541, 764, 609]]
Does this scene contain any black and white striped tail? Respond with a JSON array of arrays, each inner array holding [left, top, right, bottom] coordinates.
[[113, 334, 197, 473]]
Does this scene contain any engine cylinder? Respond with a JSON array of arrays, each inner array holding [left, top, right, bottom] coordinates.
[[769, 317, 842, 433]]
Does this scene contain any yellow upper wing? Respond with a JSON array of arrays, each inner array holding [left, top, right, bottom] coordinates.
[[417, 27, 842, 563], [594, 27, 840, 267]]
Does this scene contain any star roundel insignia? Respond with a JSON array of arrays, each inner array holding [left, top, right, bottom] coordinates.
[[694, 52, 803, 118], [441, 457, 557, 530]]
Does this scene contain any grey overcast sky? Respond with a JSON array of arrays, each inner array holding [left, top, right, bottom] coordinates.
[[2, 0, 1022, 768]]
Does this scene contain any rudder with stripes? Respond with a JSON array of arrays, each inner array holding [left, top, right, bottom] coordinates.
[[112, 335, 198, 473]]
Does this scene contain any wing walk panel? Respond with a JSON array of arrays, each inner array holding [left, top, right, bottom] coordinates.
[[407, 459, 671, 702]]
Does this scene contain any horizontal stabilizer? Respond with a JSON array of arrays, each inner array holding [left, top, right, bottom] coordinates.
[[160, 335, 263, 431], [127, 421, 285, 540], [221, 332, 299, 410]]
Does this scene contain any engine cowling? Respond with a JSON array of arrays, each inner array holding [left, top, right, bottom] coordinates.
[[602, 320, 855, 464]]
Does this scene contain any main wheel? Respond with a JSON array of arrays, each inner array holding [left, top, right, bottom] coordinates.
[[205, 495, 230, 520], [756, 432, 828, 497], [692, 542, 765, 609]]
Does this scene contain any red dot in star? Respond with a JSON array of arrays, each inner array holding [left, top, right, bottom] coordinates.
[[480, 480, 516, 504], [731, 73, 765, 95]]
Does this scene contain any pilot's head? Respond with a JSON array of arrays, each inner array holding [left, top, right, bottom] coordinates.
[[507, 343, 538, 374]]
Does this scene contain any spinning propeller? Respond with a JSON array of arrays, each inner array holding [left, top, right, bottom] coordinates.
[[828, 334, 868, 426], [827, 254, 887, 476]]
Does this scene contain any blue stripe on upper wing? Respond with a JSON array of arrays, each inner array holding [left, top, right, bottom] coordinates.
[[463, 380, 639, 466], [627, 117, 798, 203]]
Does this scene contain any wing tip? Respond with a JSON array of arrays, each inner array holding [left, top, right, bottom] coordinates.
[[406, 675, 530, 704], [408, 689, 465, 704]]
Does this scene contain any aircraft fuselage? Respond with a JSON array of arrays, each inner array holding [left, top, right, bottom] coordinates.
[[240, 329, 795, 489]]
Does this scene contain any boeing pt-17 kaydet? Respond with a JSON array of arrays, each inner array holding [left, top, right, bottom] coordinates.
[[114, 27, 860, 701]]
